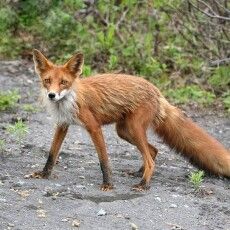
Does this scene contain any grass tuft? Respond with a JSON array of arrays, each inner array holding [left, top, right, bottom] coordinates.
[[0, 90, 20, 111], [189, 170, 204, 190], [6, 120, 28, 143]]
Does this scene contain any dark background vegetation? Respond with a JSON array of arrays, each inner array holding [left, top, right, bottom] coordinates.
[[0, 0, 230, 109]]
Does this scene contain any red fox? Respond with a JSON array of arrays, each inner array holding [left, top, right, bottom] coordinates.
[[29, 49, 230, 191]]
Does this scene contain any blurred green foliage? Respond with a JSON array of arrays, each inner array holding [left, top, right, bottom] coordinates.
[[208, 67, 230, 90], [165, 85, 215, 105], [0, 90, 20, 111], [0, 0, 229, 108], [6, 120, 28, 143], [222, 92, 230, 112], [22, 104, 38, 113]]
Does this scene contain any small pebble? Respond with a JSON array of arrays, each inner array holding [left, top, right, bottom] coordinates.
[[72, 219, 80, 227], [169, 204, 178, 208], [14, 180, 26, 187], [116, 214, 123, 218], [31, 164, 40, 168], [54, 183, 62, 187], [172, 194, 180, 198], [37, 209, 47, 218], [75, 185, 86, 189], [130, 222, 138, 230], [24, 174, 30, 179], [155, 197, 161, 202], [97, 208, 107, 216], [61, 218, 68, 222]]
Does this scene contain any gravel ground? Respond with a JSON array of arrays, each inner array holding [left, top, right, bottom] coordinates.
[[0, 61, 229, 230]]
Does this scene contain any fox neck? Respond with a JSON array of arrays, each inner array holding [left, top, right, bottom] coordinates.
[[41, 88, 80, 125]]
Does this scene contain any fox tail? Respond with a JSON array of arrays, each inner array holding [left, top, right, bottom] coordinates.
[[154, 98, 230, 177]]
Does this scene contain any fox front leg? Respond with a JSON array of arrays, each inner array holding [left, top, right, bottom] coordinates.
[[89, 127, 113, 191], [80, 109, 113, 191], [26, 125, 68, 179]]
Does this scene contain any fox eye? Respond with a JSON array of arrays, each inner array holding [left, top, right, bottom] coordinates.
[[61, 80, 68, 85], [44, 78, 50, 84]]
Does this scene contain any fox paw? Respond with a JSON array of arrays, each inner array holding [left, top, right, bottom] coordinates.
[[24, 171, 49, 179], [131, 183, 150, 192], [100, 183, 114, 191]]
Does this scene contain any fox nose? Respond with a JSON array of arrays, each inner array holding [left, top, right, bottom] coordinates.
[[48, 92, 56, 99]]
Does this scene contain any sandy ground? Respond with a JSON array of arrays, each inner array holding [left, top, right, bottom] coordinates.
[[0, 61, 229, 230]]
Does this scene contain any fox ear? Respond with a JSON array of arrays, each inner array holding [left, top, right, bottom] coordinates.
[[33, 49, 51, 74], [65, 52, 84, 77]]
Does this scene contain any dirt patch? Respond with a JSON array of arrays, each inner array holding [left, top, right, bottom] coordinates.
[[0, 61, 229, 230]]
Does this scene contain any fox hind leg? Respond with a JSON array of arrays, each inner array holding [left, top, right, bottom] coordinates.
[[116, 106, 157, 190], [116, 122, 158, 178], [129, 144, 158, 178]]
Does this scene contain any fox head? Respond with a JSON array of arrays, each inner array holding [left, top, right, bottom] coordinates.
[[33, 49, 84, 102]]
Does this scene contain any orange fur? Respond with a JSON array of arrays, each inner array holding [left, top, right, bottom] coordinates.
[[155, 101, 230, 177], [30, 50, 230, 191]]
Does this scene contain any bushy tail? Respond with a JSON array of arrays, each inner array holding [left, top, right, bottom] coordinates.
[[154, 100, 230, 177]]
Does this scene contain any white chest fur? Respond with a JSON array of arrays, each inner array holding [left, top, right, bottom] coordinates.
[[41, 89, 82, 126]]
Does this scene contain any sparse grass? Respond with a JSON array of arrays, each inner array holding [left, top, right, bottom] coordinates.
[[189, 170, 204, 190], [0, 90, 20, 111], [222, 91, 230, 112], [208, 66, 230, 89], [22, 104, 38, 113], [165, 85, 215, 105], [6, 120, 28, 143], [0, 139, 6, 152]]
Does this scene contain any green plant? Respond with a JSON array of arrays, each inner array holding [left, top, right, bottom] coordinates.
[[140, 58, 166, 77], [222, 91, 230, 112], [189, 170, 204, 190], [83, 65, 92, 77], [6, 120, 28, 143], [165, 85, 215, 105], [97, 24, 116, 50], [22, 104, 38, 113], [0, 6, 17, 32], [0, 139, 5, 152], [0, 90, 20, 111], [108, 54, 118, 70], [43, 8, 76, 39], [208, 66, 230, 89], [64, 0, 85, 9]]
